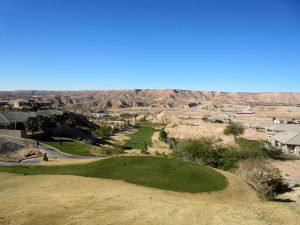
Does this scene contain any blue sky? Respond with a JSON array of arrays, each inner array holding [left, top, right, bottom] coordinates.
[[0, 0, 299, 92]]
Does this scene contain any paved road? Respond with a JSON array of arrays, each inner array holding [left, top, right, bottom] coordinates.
[[0, 135, 94, 166]]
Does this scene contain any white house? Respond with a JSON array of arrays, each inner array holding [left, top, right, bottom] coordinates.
[[270, 131, 300, 156]]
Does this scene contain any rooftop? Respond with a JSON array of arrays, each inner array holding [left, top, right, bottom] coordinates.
[[271, 131, 300, 145], [266, 124, 300, 133]]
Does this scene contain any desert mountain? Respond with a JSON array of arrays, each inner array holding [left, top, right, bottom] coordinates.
[[1, 89, 300, 110]]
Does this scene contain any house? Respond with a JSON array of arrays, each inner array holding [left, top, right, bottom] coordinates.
[[266, 124, 300, 140], [0, 111, 36, 129], [13, 99, 52, 109], [207, 115, 231, 124], [251, 122, 273, 132], [269, 131, 300, 156], [272, 117, 295, 124], [0, 110, 64, 130]]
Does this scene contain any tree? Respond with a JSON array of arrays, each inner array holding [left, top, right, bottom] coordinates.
[[95, 125, 113, 139], [223, 122, 245, 141], [159, 128, 168, 142], [25, 117, 40, 135], [37, 116, 49, 132]]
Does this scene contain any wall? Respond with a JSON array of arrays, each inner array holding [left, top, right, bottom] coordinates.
[[0, 129, 29, 138]]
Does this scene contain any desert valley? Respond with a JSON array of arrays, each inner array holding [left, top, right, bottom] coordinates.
[[0, 89, 300, 225]]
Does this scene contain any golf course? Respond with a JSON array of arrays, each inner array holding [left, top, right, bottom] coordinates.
[[0, 156, 227, 193]]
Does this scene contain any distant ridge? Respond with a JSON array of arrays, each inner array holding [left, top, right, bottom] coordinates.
[[1, 89, 300, 109]]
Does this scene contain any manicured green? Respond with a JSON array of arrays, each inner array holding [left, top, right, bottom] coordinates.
[[124, 123, 159, 149], [0, 156, 227, 193], [42, 138, 92, 156]]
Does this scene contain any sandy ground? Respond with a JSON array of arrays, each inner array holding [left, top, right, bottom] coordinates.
[[268, 160, 300, 202], [0, 169, 299, 225], [148, 132, 172, 155], [270, 160, 300, 181]]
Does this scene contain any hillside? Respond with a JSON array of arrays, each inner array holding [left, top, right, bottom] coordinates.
[[1, 89, 300, 110]]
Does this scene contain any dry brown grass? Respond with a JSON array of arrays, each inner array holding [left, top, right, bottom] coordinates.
[[0, 169, 299, 225]]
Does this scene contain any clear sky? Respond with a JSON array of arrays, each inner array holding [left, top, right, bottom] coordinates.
[[0, 0, 299, 92]]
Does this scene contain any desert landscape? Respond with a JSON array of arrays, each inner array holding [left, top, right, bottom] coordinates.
[[1, 0, 300, 224], [0, 90, 300, 224]]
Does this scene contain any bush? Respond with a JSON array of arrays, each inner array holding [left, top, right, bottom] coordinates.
[[95, 125, 113, 139], [102, 145, 124, 156], [237, 159, 289, 200], [220, 146, 266, 170], [249, 167, 289, 200], [159, 128, 168, 142], [140, 149, 150, 155], [83, 139, 94, 145], [174, 137, 227, 167], [236, 138, 281, 159]]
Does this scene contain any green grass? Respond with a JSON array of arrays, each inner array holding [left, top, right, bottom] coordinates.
[[124, 123, 159, 149], [0, 156, 228, 193], [42, 138, 92, 156]]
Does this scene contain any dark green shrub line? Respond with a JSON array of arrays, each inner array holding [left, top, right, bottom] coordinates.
[[174, 137, 286, 171]]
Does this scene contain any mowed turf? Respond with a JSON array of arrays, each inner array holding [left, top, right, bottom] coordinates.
[[42, 138, 92, 156], [124, 123, 158, 149], [0, 156, 227, 193]]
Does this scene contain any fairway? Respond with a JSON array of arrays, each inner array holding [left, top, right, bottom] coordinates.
[[0, 156, 227, 193], [124, 123, 158, 149], [43, 138, 92, 156]]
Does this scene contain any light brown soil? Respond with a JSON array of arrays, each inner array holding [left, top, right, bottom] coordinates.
[[270, 160, 300, 181], [0, 170, 299, 225], [148, 132, 172, 155]]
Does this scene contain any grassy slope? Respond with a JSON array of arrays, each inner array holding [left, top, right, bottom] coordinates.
[[43, 138, 92, 156], [0, 156, 227, 193], [124, 123, 158, 149]]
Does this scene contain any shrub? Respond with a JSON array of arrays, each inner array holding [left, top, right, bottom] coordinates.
[[249, 167, 289, 200], [159, 128, 168, 142], [237, 159, 289, 200], [220, 143, 268, 170], [174, 137, 227, 167], [102, 145, 124, 156], [236, 138, 281, 159], [140, 149, 150, 154], [83, 139, 93, 145]]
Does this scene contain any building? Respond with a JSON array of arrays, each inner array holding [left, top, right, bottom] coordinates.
[[0, 110, 64, 130], [0, 111, 36, 129], [266, 124, 300, 139], [13, 99, 52, 109], [251, 122, 273, 132], [269, 131, 300, 156], [272, 118, 295, 124], [207, 115, 231, 124]]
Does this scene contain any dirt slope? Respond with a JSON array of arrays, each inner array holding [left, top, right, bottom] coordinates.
[[0, 170, 299, 225]]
